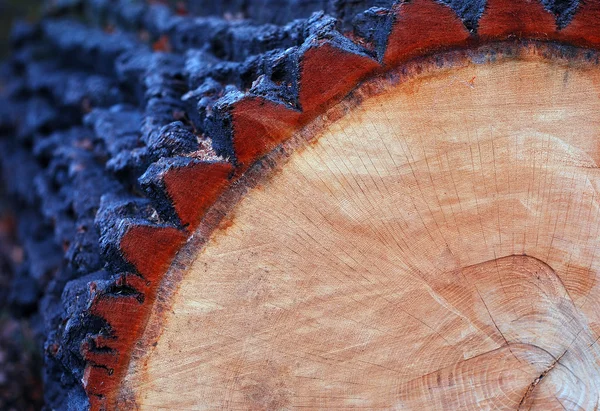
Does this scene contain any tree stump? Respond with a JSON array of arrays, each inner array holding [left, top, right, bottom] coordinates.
[[3, 0, 600, 410]]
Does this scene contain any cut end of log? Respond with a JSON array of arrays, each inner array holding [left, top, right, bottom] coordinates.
[[123, 48, 600, 409]]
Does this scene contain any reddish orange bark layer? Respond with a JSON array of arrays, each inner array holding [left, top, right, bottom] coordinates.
[[84, 294, 144, 410], [299, 42, 379, 113], [231, 97, 302, 166], [478, 0, 557, 39], [82, 226, 186, 410], [164, 162, 234, 230], [558, 1, 600, 48], [120, 225, 187, 281], [383, 0, 470, 66]]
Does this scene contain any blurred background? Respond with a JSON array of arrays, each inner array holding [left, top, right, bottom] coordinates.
[[1, 1, 45, 410], [0, 0, 41, 57]]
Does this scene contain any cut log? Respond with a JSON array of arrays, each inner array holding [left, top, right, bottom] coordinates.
[[125, 49, 600, 410], [3, 0, 600, 410]]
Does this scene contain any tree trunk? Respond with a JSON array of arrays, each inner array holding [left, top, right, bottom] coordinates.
[[2, 0, 600, 410]]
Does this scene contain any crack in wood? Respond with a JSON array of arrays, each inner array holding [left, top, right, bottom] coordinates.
[[517, 349, 567, 410]]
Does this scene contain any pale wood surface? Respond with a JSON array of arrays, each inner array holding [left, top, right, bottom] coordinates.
[[128, 56, 600, 409]]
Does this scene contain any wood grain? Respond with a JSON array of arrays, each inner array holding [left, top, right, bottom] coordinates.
[[127, 55, 600, 409]]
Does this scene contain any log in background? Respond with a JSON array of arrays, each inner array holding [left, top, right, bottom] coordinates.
[[0, 2, 44, 410]]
